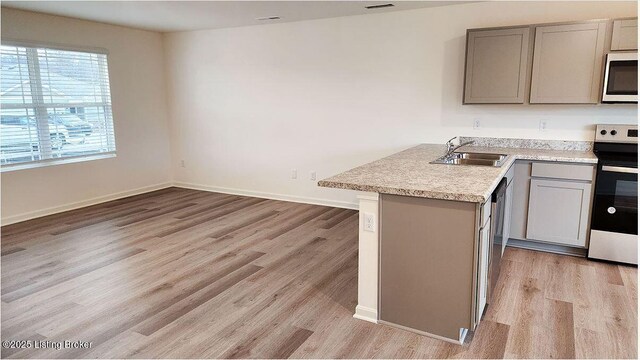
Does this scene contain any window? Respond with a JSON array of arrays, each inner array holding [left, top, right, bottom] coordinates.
[[1, 43, 116, 170]]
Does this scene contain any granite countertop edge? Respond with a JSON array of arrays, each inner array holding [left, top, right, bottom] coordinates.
[[318, 144, 597, 203]]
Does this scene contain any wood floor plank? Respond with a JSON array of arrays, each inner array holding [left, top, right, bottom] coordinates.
[[50, 208, 147, 235], [604, 320, 638, 359], [2, 301, 84, 337], [134, 263, 263, 336], [154, 235, 359, 358], [269, 327, 314, 359], [619, 265, 638, 320], [543, 299, 576, 359], [321, 209, 355, 229], [153, 197, 267, 237], [115, 202, 198, 226], [544, 254, 578, 303], [207, 210, 279, 239], [1, 247, 25, 256], [457, 320, 510, 359], [503, 277, 545, 358], [1, 188, 636, 359], [574, 327, 609, 359], [81, 331, 148, 359], [173, 194, 241, 219], [266, 206, 334, 240], [1, 248, 146, 302], [483, 268, 520, 326], [593, 260, 626, 286], [8, 257, 265, 357]]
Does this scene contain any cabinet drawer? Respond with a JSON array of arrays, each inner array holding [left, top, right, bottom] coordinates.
[[531, 162, 594, 181]]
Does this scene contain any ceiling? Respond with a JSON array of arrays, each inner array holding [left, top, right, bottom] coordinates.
[[2, 1, 472, 33]]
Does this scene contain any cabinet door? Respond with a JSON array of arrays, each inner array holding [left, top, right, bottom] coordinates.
[[476, 222, 491, 324], [530, 22, 607, 104], [464, 27, 530, 104], [379, 195, 478, 341], [502, 180, 514, 255], [526, 179, 592, 247], [611, 19, 638, 51], [509, 161, 532, 240]]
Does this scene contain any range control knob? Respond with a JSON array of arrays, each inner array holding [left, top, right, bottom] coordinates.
[[600, 130, 607, 135], [611, 130, 618, 136], [608, 207, 616, 214]]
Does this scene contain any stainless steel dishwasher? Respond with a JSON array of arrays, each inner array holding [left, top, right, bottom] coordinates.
[[487, 178, 507, 304]]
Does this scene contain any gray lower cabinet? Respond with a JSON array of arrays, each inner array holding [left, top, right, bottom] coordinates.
[[529, 21, 607, 104], [508, 161, 532, 240], [502, 174, 514, 254], [476, 214, 491, 325], [379, 194, 483, 342], [611, 18, 638, 51], [526, 179, 592, 247], [463, 27, 530, 104], [508, 160, 595, 249]]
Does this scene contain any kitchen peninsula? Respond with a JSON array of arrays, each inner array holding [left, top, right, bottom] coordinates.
[[318, 139, 597, 344]]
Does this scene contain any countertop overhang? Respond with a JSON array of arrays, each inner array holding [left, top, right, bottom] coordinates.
[[318, 144, 598, 203]]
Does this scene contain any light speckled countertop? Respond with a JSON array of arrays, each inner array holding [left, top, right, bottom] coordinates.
[[318, 144, 597, 203]]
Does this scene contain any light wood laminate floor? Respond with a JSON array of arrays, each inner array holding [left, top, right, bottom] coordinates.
[[1, 188, 637, 358]]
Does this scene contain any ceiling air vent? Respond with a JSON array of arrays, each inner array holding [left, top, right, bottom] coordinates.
[[365, 3, 395, 9], [256, 16, 281, 21]]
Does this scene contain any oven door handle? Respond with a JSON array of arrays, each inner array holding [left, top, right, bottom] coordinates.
[[602, 165, 639, 174]]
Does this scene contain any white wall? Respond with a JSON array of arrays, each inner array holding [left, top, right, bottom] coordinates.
[[2, 2, 638, 222], [1, 8, 172, 223], [164, 1, 638, 208]]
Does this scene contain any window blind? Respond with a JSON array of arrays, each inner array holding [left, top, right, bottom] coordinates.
[[0, 44, 116, 169]]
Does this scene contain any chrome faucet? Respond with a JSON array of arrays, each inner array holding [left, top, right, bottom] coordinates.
[[445, 136, 475, 157]]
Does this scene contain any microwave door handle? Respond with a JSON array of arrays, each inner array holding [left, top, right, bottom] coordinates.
[[602, 165, 639, 174]]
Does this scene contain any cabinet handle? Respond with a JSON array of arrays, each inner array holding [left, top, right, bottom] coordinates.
[[602, 165, 638, 174]]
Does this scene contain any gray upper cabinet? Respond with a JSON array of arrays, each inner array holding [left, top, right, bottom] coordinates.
[[611, 18, 638, 51], [464, 27, 530, 104], [529, 21, 607, 104]]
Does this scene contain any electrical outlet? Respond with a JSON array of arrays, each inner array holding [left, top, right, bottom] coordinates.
[[363, 212, 376, 232], [180, 160, 185, 168], [473, 118, 481, 130], [291, 169, 297, 179], [310, 171, 317, 181], [539, 120, 547, 132]]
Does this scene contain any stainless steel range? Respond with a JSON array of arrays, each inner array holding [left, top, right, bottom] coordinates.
[[589, 124, 638, 265]]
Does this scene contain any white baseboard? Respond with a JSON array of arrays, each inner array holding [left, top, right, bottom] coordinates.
[[173, 181, 358, 210], [377, 320, 467, 345], [353, 305, 378, 323], [1, 182, 173, 226], [2, 181, 359, 226]]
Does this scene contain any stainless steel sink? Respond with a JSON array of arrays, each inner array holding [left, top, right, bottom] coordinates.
[[430, 152, 508, 167], [456, 152, 506, 161]]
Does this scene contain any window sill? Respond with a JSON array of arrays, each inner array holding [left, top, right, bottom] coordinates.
[[0, 152, 116, 173]]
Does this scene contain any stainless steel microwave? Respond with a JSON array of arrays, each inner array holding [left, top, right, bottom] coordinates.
[[602, 52, 638, 103]]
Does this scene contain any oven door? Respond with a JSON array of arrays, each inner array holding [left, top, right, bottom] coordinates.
[[591, 159, 638, 235], [602, 53, 638, 103]]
